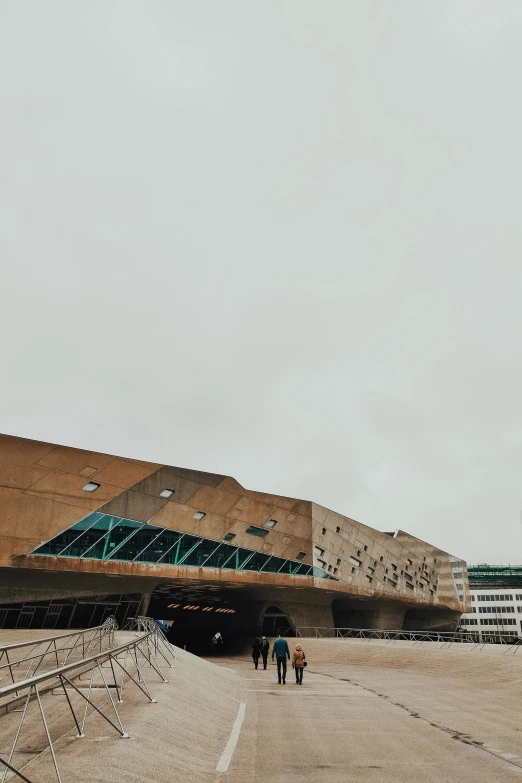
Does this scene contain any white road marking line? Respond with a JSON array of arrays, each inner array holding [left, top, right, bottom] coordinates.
[[216, 702, 247, 773], [246, 689, 363, 694]]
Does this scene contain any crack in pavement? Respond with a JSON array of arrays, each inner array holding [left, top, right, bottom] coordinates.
[[312, 670, 522, 773]]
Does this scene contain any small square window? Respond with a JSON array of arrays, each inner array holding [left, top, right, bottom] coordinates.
[[265, 520, 277, 528], [321, 527, 327, 535], [336, 526, 340, 534], [193, 511, 206, 520], [223, 533, 235, 542], [82, 482, 100, 492], [296, 552, 306, 561], [160, 489, 174, 498]]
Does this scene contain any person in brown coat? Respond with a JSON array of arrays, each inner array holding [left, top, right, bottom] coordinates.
[[291, 644, 306, 685]]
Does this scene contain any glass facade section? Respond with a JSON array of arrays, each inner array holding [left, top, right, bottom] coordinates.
[[31, 512, 336, 581]]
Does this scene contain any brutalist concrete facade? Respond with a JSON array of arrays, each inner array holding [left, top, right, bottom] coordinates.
[[0, 434, 469, 633]]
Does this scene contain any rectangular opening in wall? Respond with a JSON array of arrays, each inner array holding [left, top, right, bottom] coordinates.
[[82, 482, 100, 492], [336, 526, 340, 534], [246, 526, 268, 538], [193, 512, 206, 520], [160, 489, 174, 498], [265, 520, 277, 528], [314, 546, 325, 557], [296, 551, 306, 561], [223, 533, 235, 541], [349, 556, 361, 567]]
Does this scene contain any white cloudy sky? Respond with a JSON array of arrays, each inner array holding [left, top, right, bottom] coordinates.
[[1, 1, 522, 564]]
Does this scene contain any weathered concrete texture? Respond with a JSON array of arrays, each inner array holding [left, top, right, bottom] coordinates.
[[0, 433, 468, 630], [5, 631, 522, 782], [217, 640, 522, 782]]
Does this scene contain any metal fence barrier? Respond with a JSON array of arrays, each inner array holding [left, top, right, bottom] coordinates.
[[0, 617, 176, 783], [0, 618, 117, 694], [295, 626, 522, 654]]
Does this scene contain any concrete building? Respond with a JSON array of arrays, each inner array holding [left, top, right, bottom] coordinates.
[[0, 434, 469, 644], [459, 565, 522, 641]]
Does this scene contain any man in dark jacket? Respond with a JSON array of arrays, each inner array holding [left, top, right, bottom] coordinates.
[[271, 633, 290, 684], [260, 636, 270, 670]]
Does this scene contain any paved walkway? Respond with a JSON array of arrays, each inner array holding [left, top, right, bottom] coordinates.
[[215, 657, 522, 783]]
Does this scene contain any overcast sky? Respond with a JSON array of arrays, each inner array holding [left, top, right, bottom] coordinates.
[[1, 1, 522, 564]]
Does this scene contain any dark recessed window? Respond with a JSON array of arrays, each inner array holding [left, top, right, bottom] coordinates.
[[357, 550, 361, 557], [82, 482, 100, 492], [223, 533, 235, 542], [337, 558, 341, 566], [351, 566, 356, 574], [333, 567, 338, 575], [380, 556, 383, 562], [246, 526, 268, 538], [364, 545, 368, 552], [321, 527, 326, 535], [265, 520, 277, 528], [160, 489, 174, 498], [193, 512, 206, 520], [296, 552, 306, 561], [336, 526, 340, 534]]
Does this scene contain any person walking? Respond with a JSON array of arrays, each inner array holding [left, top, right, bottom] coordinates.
[[260, 636, 270, 670], [271, 632, 290, 684], [292, 644, 306, 685], [252, 637, 261, 669]]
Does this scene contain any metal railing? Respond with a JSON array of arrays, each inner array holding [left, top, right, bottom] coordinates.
[[295, 626, 522, 652], [0, 619, 176, 783], [0, 618, 117, 694]]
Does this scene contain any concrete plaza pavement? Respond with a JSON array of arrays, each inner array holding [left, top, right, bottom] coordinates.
[[215, 641, 522, 782], [3, 633, 522, 782]]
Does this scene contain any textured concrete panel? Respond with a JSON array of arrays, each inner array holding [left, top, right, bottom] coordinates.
[[128, 468, 203, 504], [228, 496, 276, 527], [35, 444, 115, 474], [98, 490, 169, 522], [159, 465, 225, 487], [0, 487, 87, 561], [0, 464, 52, 490], [24, 471, 122, 509], [91, 458, 158, 488], [0, 434, 55, 467], [187, 485, 240, 515]]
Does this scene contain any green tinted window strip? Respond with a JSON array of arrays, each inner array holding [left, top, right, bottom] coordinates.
[[32, 514, 336, 580]]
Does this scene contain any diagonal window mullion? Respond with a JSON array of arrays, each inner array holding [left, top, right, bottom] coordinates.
[[239, 551, 256, 570], [132, 528, 166, 561], [105, 523, 146, 560], [199, 542, 223, 567], [155, 534, 185, 564], [177, 539, 203, 566], [79, 529, 113, 559], [57, 513, 104, 555], [277, 559, 290, 573], [259, 556, 274, 572], [221, 546, 242, 569]]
